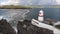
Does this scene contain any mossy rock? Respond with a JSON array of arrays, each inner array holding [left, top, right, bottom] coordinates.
[[55, 25, 60, 29]]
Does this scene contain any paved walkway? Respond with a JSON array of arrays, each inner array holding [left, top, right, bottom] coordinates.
[[31, 19, 60, 34]]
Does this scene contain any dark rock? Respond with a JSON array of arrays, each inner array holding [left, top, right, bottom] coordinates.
[[0, 19, 16, 34], [17, 20, 53, 34], [44, 18, 57, 26]]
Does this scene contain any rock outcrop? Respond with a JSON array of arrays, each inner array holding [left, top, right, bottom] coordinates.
[[0, 19, 16, 34], [17, 20, 53, 34]]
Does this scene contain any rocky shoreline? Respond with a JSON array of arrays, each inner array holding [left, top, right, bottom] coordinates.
[[0, 19, 53, 34]]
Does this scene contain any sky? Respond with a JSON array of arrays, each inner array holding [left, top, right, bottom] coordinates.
[[0, 0, 60, 5], [56, 0, 60, 4]]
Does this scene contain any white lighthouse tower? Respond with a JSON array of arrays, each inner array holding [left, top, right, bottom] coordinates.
[[38, 10, 44, 22]]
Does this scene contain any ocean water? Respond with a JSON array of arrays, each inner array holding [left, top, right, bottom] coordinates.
[[27, 8, 60, 21], [0, 9, 30, 21], [0, 8, 60, 21], [0, 8, 60, 34]]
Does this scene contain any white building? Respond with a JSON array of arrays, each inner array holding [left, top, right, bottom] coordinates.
[[38, 10, 44, 22], [31, 10, 60, 34]]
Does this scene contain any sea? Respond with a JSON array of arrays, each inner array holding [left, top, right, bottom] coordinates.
[[0, 8, 60, 21], [0, 8, 60, 34]]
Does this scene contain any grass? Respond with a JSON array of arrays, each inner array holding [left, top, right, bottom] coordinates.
[[0, 5, 60, 9], [0, 5, 32, 9], [55, 25, 60, 29]]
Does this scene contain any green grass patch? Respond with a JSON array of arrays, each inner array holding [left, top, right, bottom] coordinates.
[[0, 5, 60, 9], [55, 25, 60, 29], [0, 5, 32, 9]]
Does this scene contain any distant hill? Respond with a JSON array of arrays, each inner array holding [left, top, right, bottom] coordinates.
[[0, 5, 60, 9], [28, 5, 60, 8], [0, 5, 32, 9]]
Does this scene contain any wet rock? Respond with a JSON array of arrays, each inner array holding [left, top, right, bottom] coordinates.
[[0, 19, 16, 34], [44, 18, 57, 26]]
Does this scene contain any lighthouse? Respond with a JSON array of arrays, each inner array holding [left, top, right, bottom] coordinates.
[[38, 10, 44, 22]]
